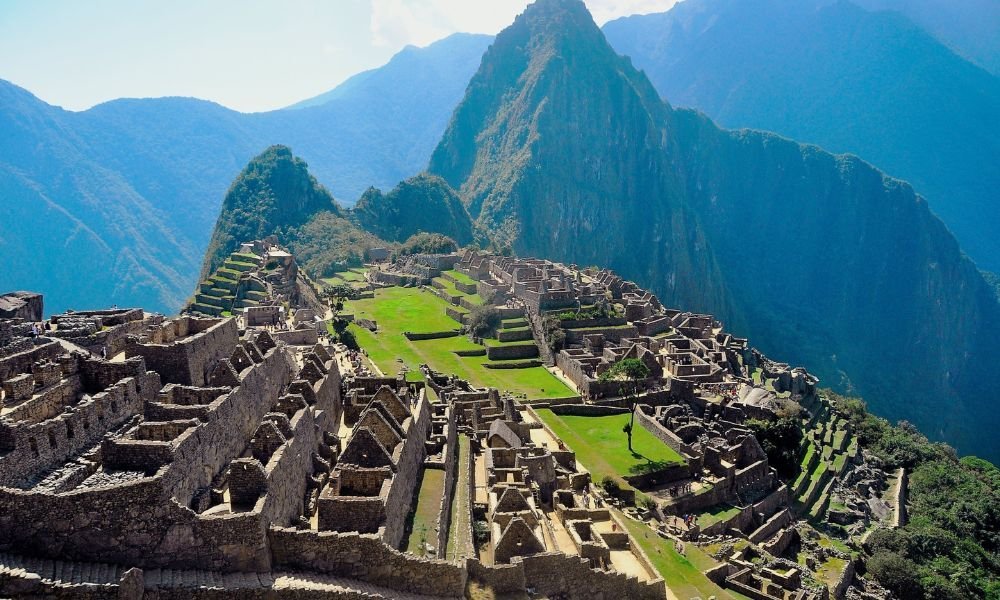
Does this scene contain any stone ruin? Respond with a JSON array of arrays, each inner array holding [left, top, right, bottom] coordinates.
[[0, 246, 885, 599], [187, 237, 325, 334], [444, 250, 863, 599]]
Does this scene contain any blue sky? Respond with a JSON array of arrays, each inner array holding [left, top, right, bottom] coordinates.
[[0, 0, 678, 113]]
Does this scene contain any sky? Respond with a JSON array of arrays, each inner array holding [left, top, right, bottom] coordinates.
[[0, 0, 678, 113]]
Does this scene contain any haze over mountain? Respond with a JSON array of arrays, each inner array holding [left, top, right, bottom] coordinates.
[[852, 0, 1000, 75], [426, 0, 1000, 460], [0, 33, 491, 315], [603, 0, 1000, 273]]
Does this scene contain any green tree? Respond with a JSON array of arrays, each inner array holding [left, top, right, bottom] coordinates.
[[746, 418, 803, 479], [599, 358, 651, 451], [325, 283, 355, 317], [466, 305, 501, 338]]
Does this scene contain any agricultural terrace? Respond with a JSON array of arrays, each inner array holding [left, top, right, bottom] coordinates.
[[343, 286, 573, 400], [617, 511, 747, 600], [321, 267, 369, 289], [533, 409, 685, 485]]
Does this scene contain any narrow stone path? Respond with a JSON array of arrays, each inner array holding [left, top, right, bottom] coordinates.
[[445, 434, 475, 561]]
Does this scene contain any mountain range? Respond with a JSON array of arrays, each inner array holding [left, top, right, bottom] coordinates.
[[603, 0, 1000, 273], [3, 0, 999, 458], [3, 0, 999, 312], [0, 33, 491, 314], [203, 0, 1000, 461]]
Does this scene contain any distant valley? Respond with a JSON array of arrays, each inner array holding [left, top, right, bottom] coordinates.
[[0, 33, 491, 314]]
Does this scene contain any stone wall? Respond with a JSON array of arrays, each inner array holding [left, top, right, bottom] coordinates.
[[550, 404, 628, 417], [516, 552, 665, 600], [381, 393, 432, 548], [0, 474, 271, 572], [753, 485, 789, 519], [162, 348, 295, 506], [564, 325, 638, 345], [0, 371, 158, 487], [435, 405, 459, 552], [259, 406, 322, 527], [268, 527, 467, 597], [832, 559, 855, 599], [485, 343, 539, 361], [130, 318, 238, 386], [635, 408, 695, 458], [466, 559, 526, 594], [403, 330, 461, 341], [0, 339, 60, 382], [271, 328, 318, 346]]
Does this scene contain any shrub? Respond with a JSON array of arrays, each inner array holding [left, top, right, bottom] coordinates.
[[600, 475, 621, 497], [466, 305, 501, 338]]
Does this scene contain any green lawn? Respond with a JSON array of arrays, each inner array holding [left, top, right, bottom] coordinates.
[[345, 287, 572, 400], [346, 286, 462, 333], [534, 410, 685, 483], [405, 468, 446, 555], [442, 269, 477, 286], [617, 512, 745, 600], [433, 276, 483, 305], [697, 504, 742, 529]]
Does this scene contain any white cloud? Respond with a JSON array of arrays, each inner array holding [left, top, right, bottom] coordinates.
[[369, 0, 679, 48], [585, 0, 679, 24]]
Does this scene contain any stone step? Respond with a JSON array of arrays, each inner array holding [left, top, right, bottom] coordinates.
[[0, 553, 120, 585], [0, 554, 459, 599]]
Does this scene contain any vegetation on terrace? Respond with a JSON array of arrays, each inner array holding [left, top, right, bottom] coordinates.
[[616, 511, 745, 600], [534, 409, 684, 487], [343, 287, 572, 399], [825, 391, 1000, 600]]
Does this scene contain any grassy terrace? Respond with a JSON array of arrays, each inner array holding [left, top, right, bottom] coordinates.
[[443, 269, 477, 286], [697, 504, 742, 529], [433, 275, 483, 305], [534, 410, 685, 484], [344, 287, 572, 400], [321, 268, 368, 288], [617, 512, 747, 600], [404, 468, 446, 555]]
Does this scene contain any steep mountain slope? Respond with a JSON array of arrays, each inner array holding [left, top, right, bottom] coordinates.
[[853, 0, 1000, 75], [287, 33, 492, 110], [352, 174, 474, 245], [0, 33, 490, 314], [429, 0, 735, 320], [256, 33, 494, 207], [603, 0, 1000, 272], [202, 145, 383, 282], [0, 81, 203, 314], [429, 0, 1000, 459]]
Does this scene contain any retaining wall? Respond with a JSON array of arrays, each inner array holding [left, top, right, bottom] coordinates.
[[268, 527, 466, 597]]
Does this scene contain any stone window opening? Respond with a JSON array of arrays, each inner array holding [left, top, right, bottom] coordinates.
[[48, 429, 57, 448], [66, 422, 74, 439], [110, 400, 118, 414], [28, 436, 39, 457]]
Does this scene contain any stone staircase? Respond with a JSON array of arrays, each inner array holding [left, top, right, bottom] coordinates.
[[0, 552, 124, 585], [0, 552, 461, 599]]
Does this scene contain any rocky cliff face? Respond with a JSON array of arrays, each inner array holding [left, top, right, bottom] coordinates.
[[602, 0, 1000, 272], [670, 110, 1000, 453], [428, 0, 1000, 459], [429, 0, 735, 320]]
